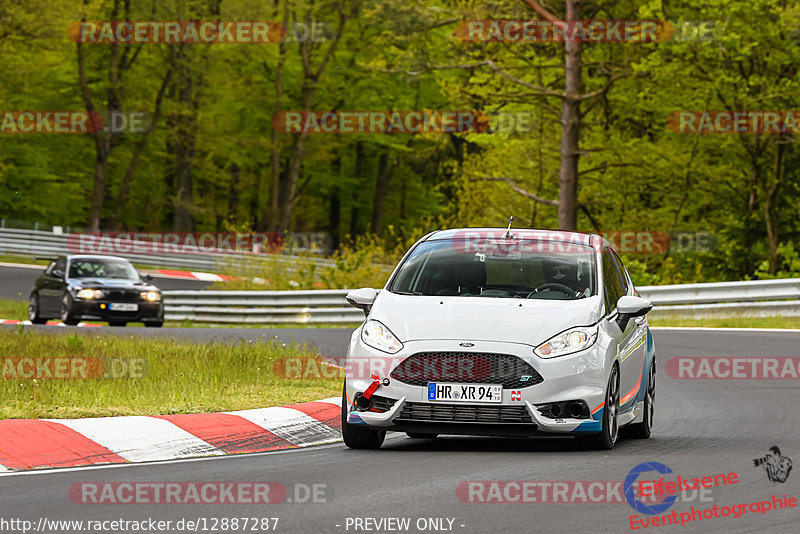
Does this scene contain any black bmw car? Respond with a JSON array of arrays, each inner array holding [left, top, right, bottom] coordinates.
[[28, 255, 164, 327]]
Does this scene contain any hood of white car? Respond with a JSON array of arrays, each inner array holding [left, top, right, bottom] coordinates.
[[369, 291, 603, 347]]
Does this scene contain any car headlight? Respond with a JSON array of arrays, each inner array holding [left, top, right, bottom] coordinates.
[[361, 320, 403, 354], [140, 291, 161, 302], [534, 325, 598, 358], [75, 289, 103, 299]]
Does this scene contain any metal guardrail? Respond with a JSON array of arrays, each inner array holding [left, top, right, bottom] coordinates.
[[163, 290, 363, 323], [161, 279, 800, 324], [3, 224, 795, 322], [0, 227, 334, 272], [641, 279, 800, 320], [638, 278, 800, 305]]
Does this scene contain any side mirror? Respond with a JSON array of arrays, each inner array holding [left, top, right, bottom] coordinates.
[[346, 288, 377, 317], [52, 269, 64, 279], [615, 295, 653, 330], [142, 274, 153, 282]]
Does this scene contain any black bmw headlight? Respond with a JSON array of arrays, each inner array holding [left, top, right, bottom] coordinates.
[[139, 291, 162, 302], [75, 288, 104, 299]]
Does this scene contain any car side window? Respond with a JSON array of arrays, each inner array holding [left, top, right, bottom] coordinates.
[[610, 250, 629, 295], [602, 247, 625, 314], [53, 258, 66, 277], [44, 261, 55, 276]]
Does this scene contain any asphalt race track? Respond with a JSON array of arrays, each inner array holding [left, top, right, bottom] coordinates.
[[1, 328, 799, 533], [0, 263, 211, 301]]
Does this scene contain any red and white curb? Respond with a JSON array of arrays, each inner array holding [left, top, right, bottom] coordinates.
[[151, 269, 235, 282], [0, 397, 341, 472], [0, 319, 102, 327]]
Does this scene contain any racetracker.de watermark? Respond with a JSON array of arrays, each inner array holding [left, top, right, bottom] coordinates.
[[666, 357, 800, 379], [455, 480, 713, 504], [68, 231, 283, 255], [446, 230, 716, 255], [272, 110, 566, 134], [68, 21, 331, 43], [70, 482, 327, 504], [274, 355, 502, 381], [1, 357, 148, 380], [67, 231, 331, 255], [668, 111, 800, 134], [456, 20, 720, 43], [0, 111, 150, 134], [0, 517, 279, 533], [602, 231, 716, 253]]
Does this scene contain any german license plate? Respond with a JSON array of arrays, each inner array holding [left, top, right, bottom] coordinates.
[[110, 303, 138, 312], [428, 383, 502, 403]]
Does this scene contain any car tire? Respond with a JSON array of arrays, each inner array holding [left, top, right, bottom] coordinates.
[[60, 293, 79, 326], [341, 385, 385, 450], [625, 358, 655, 439], [28, 293, 48, 324], [145, 321, 164, 328], [108, 321, 127, 327], [406, 433, 439, 439], [586, 364, 620, 450]]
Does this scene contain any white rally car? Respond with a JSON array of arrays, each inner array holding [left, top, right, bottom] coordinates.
[[341, 228, 656, 450]]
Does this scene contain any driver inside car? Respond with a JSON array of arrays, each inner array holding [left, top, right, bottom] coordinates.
[[541, 257, 589, 296]]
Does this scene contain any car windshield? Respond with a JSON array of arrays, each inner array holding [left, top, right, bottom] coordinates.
[[389, 239, 596, 300], [68, 259, 139, 280]]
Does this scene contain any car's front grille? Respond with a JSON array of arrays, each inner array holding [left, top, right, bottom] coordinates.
[[389, 352, 543, 389], [396, 402, 533, 424], [104, 289, 140, 302]]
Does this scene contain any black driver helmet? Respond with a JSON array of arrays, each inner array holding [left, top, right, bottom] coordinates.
[[542, 257, 580, 291]]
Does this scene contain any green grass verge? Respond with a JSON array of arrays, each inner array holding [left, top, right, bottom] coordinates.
[[0, 328, 341, 419], [0, 298, 28, 321], [0, 254, 51, 266]]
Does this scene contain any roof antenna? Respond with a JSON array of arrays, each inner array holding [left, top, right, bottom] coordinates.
[[505, 215, 516, 238]]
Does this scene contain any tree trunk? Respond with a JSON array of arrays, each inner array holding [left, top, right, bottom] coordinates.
[[267, 8, 288, 232], [78, 0, 143, 231], [764, 142, 785, 274], [168, 49, 203, 232], [329, 155, 342, 249], [227, 163, 240, 224], [172, 89, 198, 231], [329, 192, 341, 249], [173, 121, 196, 231], [88, 139, 111, 232], [251, 166, 263, 230], [78, 34, 117, 232], [277, 87, 315, 231], [400, 174, 407, 222], [347, 141, 365, 237], [743, 148, 762, 274], [349, 206, 360, 238], [109, 62, 174, 229], [274, 6, 350, 231], [370, 152, 396, 236], [558, 0, 582, 231]]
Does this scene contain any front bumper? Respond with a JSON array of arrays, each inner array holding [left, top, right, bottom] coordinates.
[[344, 336, 612, 436], [71, 299, 164, 323]]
